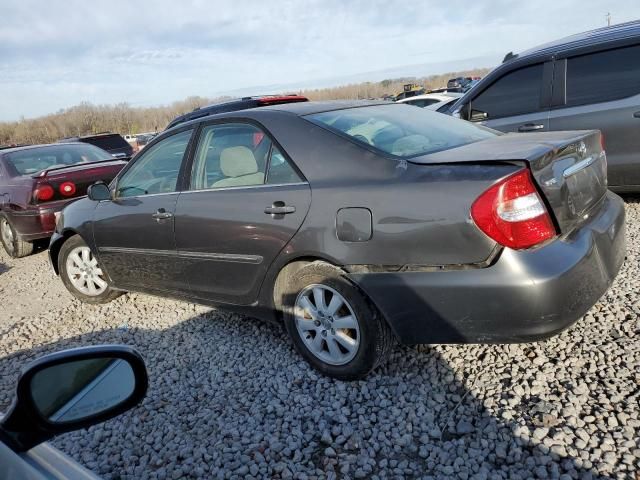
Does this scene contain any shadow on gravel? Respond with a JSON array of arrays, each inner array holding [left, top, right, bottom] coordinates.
[[0, 262, 9, 275], [0, 309, 614, 479]]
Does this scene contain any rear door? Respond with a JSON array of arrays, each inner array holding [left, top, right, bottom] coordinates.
[[466, 62, 552, 133], [548, 44, 640, 188], [174, 121, 311, 305], [93, 128, 194, 293]]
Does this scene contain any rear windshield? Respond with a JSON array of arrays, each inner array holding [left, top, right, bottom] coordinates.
[[82, 134, 129, 151], [307, 104, 496, 158], [5, 144, 111, 175]]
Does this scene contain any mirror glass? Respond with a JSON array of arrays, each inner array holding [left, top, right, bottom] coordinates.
[[87, 182, 110, 201], [30, 357, 135, 424]]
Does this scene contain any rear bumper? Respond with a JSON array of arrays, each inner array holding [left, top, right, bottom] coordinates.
[[6, 200, 69, 241], [349, 191, 626, 344]]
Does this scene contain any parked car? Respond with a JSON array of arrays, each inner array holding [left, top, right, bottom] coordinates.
[[0, 143, 126, 257], [447, 77, 473, 90], [50, 101, 625, 379], [166, 95, 308, 130], [0, 345, 147, 479], [396, 92, 462, 108], [448, 20, 640, 192], [429, 95, 465, 113], [59, 133, 133, 159]]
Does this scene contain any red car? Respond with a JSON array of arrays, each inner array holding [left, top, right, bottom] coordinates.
[[0, 143, 127, 257]]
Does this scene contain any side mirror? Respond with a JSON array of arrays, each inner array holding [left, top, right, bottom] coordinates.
[[470, 109, 488, 122], [87, 182, 111, 201], [0, 345, 148, 452]]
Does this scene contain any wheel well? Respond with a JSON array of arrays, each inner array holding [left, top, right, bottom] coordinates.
[[272, 257, 346, 315], [50, 230, 79, 275]]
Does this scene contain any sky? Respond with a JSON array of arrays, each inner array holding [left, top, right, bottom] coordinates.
[[0, 1, 637, 121]]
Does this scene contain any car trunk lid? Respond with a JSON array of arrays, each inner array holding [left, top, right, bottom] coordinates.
[[410, 130, 608, 234]]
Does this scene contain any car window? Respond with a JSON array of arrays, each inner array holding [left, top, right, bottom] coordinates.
[[5, 144, 111, 175], [469, 63, 544, 120], [83, 134, 130, 151], [190, 123, 271, 190], [116, 129, 192, 198], [266, 145, 302, 185], [566, 44, 640, 107], [307, 103, 496, 158]]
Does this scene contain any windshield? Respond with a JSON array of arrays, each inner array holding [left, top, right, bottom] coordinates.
[[307, 103, 496, 158], [5, 144, 112, 175]]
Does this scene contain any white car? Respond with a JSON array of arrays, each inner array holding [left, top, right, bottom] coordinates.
[[396, 92, 462, 110]]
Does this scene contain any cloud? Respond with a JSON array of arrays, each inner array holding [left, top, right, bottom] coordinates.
[[0, 0, 637, 120]]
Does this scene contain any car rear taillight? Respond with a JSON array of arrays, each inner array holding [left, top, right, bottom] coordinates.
[[256, 95, 308, 106], [59, 181, 76, 196], [471, 169, 556, 249], [34, 184, 55, 202]]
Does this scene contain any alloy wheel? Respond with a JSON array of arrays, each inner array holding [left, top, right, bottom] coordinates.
[[65, 246, 108, 296], [1, 219, 14, 249], [294, 284, 360, 366]]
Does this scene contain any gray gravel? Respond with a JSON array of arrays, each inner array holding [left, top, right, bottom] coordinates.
[[1, 199, 639, 480]]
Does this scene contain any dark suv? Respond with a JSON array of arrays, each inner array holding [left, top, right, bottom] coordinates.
[[59, 133, 133, 159], [449, 20, 640, 192]]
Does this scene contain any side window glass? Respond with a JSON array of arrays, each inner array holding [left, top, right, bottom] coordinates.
[[566, 44, 640, 107], [190, 123, 270, 190], [116, 129, 192, 198], [266, 146, 302, 185], [470, 64, 544, 120]]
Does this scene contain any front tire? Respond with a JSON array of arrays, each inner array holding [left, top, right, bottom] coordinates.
[[281, 261, 393, 380], [58, 235, 121, 304], [0, 214, 34, 258]]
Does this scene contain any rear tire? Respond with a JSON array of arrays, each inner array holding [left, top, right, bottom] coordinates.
[[280, 261, 394, 380], [0, 214, 34, 258], [58, 235, 121, 304]]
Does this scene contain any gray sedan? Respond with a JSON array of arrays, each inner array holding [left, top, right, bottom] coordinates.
[[49, 101, 625, 379]]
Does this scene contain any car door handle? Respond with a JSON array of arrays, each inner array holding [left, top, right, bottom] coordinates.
[[634, 111, 640, 118], [152, 209, 173, 220], [264, 204, 296, 215], [518, 123, 545, 132]]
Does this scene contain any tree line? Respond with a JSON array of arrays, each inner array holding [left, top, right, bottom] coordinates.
[[0, 67, 491, 146]]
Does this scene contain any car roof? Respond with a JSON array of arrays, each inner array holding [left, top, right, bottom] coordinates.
[[507, 19, 640, 62], [257, 99, 391, 115]]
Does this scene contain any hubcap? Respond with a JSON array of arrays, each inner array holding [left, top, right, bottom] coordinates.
[[1, 219, 14, 248], [65, 246, 108, 296], [294, 284, 360, 366]]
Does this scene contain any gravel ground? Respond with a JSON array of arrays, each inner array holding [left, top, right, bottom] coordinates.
[[0, 200, 639, 480]]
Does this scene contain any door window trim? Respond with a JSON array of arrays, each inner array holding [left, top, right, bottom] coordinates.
[[110, 127, 196, 200], [183, 117, 307, 192]]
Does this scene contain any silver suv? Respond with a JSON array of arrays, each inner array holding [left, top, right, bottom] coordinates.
[[449, 20, 640, 192]]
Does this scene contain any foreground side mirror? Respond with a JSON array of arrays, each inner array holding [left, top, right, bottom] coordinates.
[[0, 345, 148, 452], [87, 182, 111, 201]]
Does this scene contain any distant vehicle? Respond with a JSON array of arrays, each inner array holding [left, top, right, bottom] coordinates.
[[59, 133, 133, 159], [123, 134, 136, 143], [393, 83, 426, 101], [447, 77, 473, 90], [166, 95, 308, 130], [448, 20, 640, 192], [50, 101, 624, 380], [0, 345, 147, 479], [0, 143, 126, 257], [396, 92, 462, 108], [135, 133, 155, 151]]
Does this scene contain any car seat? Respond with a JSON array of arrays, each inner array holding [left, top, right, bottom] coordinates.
[[210, 146, 264, 188]]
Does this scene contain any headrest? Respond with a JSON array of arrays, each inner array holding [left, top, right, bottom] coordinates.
[[220, 146, 258, 177]]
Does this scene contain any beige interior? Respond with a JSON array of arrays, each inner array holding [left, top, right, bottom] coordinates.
[[211, 146, 265, 188]]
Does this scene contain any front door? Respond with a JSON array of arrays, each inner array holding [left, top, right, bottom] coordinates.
[[467, 62, 550, 133], [174, 122, 311, 305], [93, 128, 194, 293]]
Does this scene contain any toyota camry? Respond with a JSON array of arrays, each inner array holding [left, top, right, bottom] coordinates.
[[49, 100, 625, 379]]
